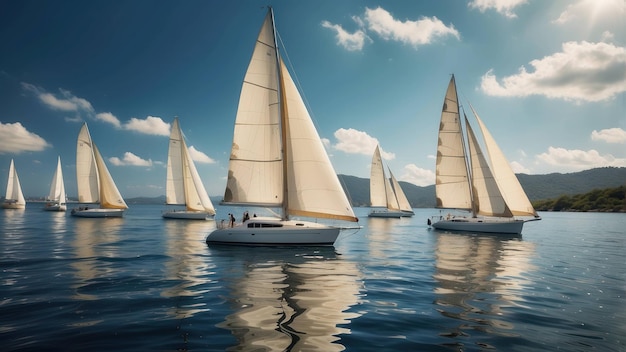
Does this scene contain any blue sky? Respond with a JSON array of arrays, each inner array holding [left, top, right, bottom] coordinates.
[[1, 0, 625, 199]]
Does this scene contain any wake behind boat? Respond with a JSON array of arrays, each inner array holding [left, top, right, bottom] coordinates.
[[71, 123, 128, 218], [44, 156, 67, 212], [162, 117, 215, 220], [428, 75, 540, 234], [206, 8, 358, 246]]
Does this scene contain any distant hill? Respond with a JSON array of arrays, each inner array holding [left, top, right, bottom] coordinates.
[[119, 167, 626, 207], [533, 185, 625, 212]]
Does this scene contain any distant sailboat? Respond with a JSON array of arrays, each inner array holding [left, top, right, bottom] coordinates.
[[428, 75, 540, 234], [389, 168, 414, 217], [44, 156, 67, 211], [71, 123, 128, 218], [2, 159, 26, 209], [206, 8, 358, 246], [163, 117, 216, 220], [368, 145, 405, 218]]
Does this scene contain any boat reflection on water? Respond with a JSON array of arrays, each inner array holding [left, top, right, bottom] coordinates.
[[70, 217, 123, 301], [433, 232, 536, 342], [214, 246, 363, 351], [161, 219, 217, 319]]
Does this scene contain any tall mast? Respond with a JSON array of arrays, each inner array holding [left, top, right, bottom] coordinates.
[[270, 7, 290, 221]]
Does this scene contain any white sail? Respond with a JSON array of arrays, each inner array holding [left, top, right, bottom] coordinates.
[[465, 117, 512, 217], [369, 145, 387, 208], [47, 156, 66, 205], [4, 159, 25, 206], [223, 11, 282, 206], [166, 118, 215, 214], [75, 123, 127, 209], [435, 76, 472, 210], [384, 173, 400, 210], [76, 124, 100, 203], [279, 58, 356, 222], [471, 105, 538, 217], [388, 169, 413, 213]]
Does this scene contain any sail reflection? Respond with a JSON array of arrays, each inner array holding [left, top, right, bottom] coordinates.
[[216, 248, 363, 351], [367, 217, 400, 260], [161, 219, 216, 319], [70, 218, 123, 301], [433, 233, 536, 339]]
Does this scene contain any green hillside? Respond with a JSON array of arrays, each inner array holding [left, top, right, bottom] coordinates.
[[533, 185, 626, 212]]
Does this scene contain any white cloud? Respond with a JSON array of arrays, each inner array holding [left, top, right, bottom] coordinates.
[[0, 122, 51, 154], [321, 20, 370, 51], [364, 7, 459, 47], [95, 112, 122, 128], [468, 0, 528, 18], [553, 0, 624, 24], [109, 152, 153, 167], [480, 41, 626, 102], [535, 146, 626, 171], [510, 161, 530, 173], [188, 146, 215, 164], [400, 164, 435, 186], [332, 128, 395, 160], [591, 127, 626, 143], [123, 116, 170, 136], [21, 83, 94, 113]]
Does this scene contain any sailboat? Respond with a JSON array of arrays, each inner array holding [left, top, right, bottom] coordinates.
[[71, 123, 128, 217], [368, 145, 410, 218], [206, 8, 358, 246], [162, 117, 216, 220], [389, 169, 415, 217], [428, 75, 540, 234], [2, 159, 26, 209], [44, 156, 67, 211]]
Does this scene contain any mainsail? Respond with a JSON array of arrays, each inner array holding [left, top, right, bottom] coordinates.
[[48, 156, 66, 205], [222, 9, 356, 223], [5, 159, 25, 205]]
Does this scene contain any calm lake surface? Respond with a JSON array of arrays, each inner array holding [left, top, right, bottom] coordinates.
[[1, 205, 624, 351]]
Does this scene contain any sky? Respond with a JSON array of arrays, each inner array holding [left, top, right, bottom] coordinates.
[[0, 0, 625, 199]]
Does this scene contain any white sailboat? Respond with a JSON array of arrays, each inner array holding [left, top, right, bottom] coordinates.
[[2, 159, 26, 209], [368, 145, 405, 218], [71, 123, 128, 218], [44, 156, 67, 211], [429, 75, 540, 234], [163, 117, 216, 220], [389, 168, 414, 217], [206, 8, 358, 246]]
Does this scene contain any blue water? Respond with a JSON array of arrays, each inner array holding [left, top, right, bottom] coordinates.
[[1, 205, 624, 351]]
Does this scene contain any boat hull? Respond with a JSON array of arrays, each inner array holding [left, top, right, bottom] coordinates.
[[2, 201, 25, 209], [368, 209, 404, 218], [206, 219, 340, 246], [431, 218, 524, 235], [162, 210, 214, 220], [44, 203, 66, 212], [71, 208, 125, 218]]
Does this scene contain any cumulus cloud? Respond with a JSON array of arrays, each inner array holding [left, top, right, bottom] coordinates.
[[400, 164, 436, 186], [109, 152, 153, 167], [591, 127, 626, 143], [553, 0, 624, 24], [22, 83, 94, 114], [480, 41, 626, 102], [510, 161, 531, 173], [321, 20, 370, 51], [321, 6, 459, 51], [124, 116, 170, 136], [536, 146, 626, 171], [468, 0, 528, 18], [333, 128, 395, 160], [95, 112, 122, 128], [0, 122, 51, 154], [188, 146, 215, 164]]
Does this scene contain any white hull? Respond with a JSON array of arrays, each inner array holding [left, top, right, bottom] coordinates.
[[162, 210, 214, 220], [2, 201, 25, 209], [44, 203, 67, 212], [431, 217, 524, 235], [206, 218, 339, 246], [368, 209, 404, 218], [401, 210, 415, 217], [71, 207, 125, 218]]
